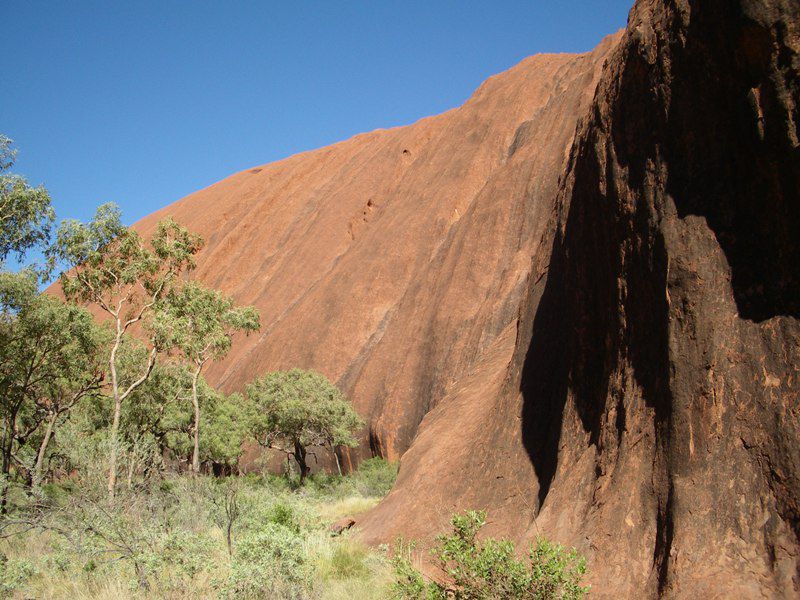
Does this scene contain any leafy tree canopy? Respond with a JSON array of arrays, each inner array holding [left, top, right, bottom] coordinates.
[[0, 268, 107, 500], [53, 203, 204, 500], [249, 369, 363, 451], [0, 135, 54, 264], [154, 280, 259, 473], [0, 271, 107, 421], [55, 204, 203, 325], [156, 280, 260, 366], [248, 369, 363, 482]]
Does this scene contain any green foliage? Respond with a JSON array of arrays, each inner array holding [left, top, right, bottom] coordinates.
[[221, 522, 310, 599], [55, 208, 203, 312], [156, 280, 260, 365], [392, 510, 589, 600], [0, 136, 14, 171], [249, 369, 363, 450], [201, 389, 252, 467], [526, 539, 588, 600], [266, 500, 302, 533], [54, 203, 204, 499], [0, 471, 395, 599], [162, 529, 217, 579], [0, 555, 38, 598], [121, 363, 252, 471], [348, 457, 398, 497], [0, 280, 107, 402], [0, 268, 106, 502], [147, 277, 259, 473], [249, 368, 365, 483], [391, 541, 433, 600], [0, 134, 54, 264], [0, 267, 37, 314], [123, 360, 192, 448]]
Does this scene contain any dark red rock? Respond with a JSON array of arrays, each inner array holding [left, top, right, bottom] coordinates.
[[360, 0, 800, 597], [330, 517, 356, 536]]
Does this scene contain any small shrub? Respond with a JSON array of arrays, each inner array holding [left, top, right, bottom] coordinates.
[[222, 522, 310, 599], [268, 500, 301, 533], [162, 529, 216, 578], [42, 541, 73, 573], [390, 541, 431, 600], [351, 457, 398, 497], [326, 543, 370, 580], [0, 556, 38, 598], [392, 510, 589, 600]]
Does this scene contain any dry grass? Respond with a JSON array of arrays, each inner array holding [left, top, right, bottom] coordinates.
[[0, 466, 398, 599], [317, 495, 381, 522]]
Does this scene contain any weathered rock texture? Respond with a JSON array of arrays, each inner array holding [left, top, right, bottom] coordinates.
[[136, 33, 620, 462], [361, 0, 800, 597], [130, 0, 799, 596]]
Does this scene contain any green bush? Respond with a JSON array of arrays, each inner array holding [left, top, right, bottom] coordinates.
[[0, 556, 38, 598], [0, 466, 396, 598], [392, 510, 589, 600], [350, 457, 398, 497], [162, 529, 217, 578], [390, 541, 430, 600], [267, 500, 302, 533], [222, 522, 310, 599]]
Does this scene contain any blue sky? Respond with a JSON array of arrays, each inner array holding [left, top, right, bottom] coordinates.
[[3, 1, 631, 229]]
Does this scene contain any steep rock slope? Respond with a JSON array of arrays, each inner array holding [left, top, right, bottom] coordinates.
[[127, 0, 800, 596], [135, 34, 619, 462], [360, 0, 800, 598]]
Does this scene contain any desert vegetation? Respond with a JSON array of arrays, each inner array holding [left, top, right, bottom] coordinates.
[[0, 459, 399, 599], [0, 135, 588, 598], [392, 510, 588, 600], [0, 135, 394, 598]]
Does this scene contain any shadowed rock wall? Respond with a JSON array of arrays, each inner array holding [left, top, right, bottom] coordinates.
[[360, 0, 799, 597]]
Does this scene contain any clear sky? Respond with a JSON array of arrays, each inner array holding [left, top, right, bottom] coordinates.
[[3, 1, 632, 228]]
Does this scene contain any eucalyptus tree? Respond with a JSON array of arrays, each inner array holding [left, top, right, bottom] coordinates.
[[0, 135, 54, 265], [0, 270, 106, 507], [248, 369, 363, 483], [200, 387, 250, 473], [125, 363, 251, 474], [29, 305, 107, 492], [54, 204, 203, 500], [157, 281, 259, 473], [123, 359, 192, 465]]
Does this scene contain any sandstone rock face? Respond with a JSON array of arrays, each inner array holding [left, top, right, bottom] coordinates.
[[131, 0, 799, 596], [361, 0, 800, 597], [136, 33, 619, 465]]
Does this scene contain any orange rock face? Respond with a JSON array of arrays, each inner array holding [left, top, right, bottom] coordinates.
[[130, 0, 800, 596], [135, 32, 620, 463]]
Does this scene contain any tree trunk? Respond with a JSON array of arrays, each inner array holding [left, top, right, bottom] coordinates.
[[106, 326, 145, 502], [126, 438, 138, 489], [293, 439, 310, 485], [32, 411, 57, 492], [108, 333, 122, 502], [0, 414, 13, 514], [108, 394, 121, 500], [106, 318, 156, 501], [332, 444, 342, 476], [191, 365, 201, 474]]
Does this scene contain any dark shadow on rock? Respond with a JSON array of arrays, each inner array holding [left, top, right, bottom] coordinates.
[[520, 23, 674, 585], [663, 3, 798, 322]]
